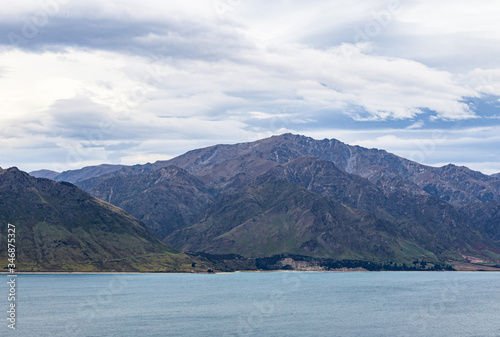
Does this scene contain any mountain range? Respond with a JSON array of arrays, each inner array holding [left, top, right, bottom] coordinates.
[[21, 133, 500, 271]]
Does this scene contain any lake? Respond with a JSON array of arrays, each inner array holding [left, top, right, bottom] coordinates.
[[2, 272, 499, 336]]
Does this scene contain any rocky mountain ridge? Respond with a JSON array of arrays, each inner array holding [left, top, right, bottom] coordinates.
[[48, 134, 499, 206], [25, 134, 500, 269]]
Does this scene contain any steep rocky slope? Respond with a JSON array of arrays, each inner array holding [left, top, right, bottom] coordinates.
[[89, 166, 215, 240]]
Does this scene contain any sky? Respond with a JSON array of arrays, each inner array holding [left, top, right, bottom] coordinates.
[[0, 0, 499, 174]]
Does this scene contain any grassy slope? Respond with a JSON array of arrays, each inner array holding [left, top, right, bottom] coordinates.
[[166, 179, 443, 264], [0, 168, 213, 272]]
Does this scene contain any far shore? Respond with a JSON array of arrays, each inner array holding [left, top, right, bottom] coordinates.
[[2, 268, 499, 275]]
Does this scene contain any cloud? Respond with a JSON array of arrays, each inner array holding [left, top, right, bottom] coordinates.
[[302, 124, 500, 174], [0, 0, 499, 173], [464, 68, 500, 97], [0, 1, 489, 122], [407, 120, 424, 130], [0, 16, 253, 62]]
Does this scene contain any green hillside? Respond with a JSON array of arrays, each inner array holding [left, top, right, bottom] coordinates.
[[0, 167, 212, 272]]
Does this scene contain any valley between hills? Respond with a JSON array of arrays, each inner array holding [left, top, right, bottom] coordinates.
[[2, 133, 500, 272]]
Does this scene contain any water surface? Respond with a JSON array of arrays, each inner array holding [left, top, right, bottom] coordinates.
[[2, 272, 499, 336]]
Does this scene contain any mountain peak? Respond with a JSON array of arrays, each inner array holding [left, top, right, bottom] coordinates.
[[270, 133, 332, 144], [29, 169, 61, 180], [0, 167, 30, 180], [272, 132, 302, 140]]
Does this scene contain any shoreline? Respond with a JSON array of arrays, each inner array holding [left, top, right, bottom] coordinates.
[[2, 269, 499, 275], [2, 261, 499, 274]]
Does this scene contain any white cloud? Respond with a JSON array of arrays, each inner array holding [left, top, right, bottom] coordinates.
[[464, 68, 500, 97], [407, 120, 424, 130], [0, 0, 499, 173]]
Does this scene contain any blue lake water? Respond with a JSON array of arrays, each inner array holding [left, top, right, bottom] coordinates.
[[2, 272, 499, 336]]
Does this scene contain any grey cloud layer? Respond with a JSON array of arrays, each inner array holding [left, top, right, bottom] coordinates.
[[0, 16, 253, 61], [0, 0, 499, 173]]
